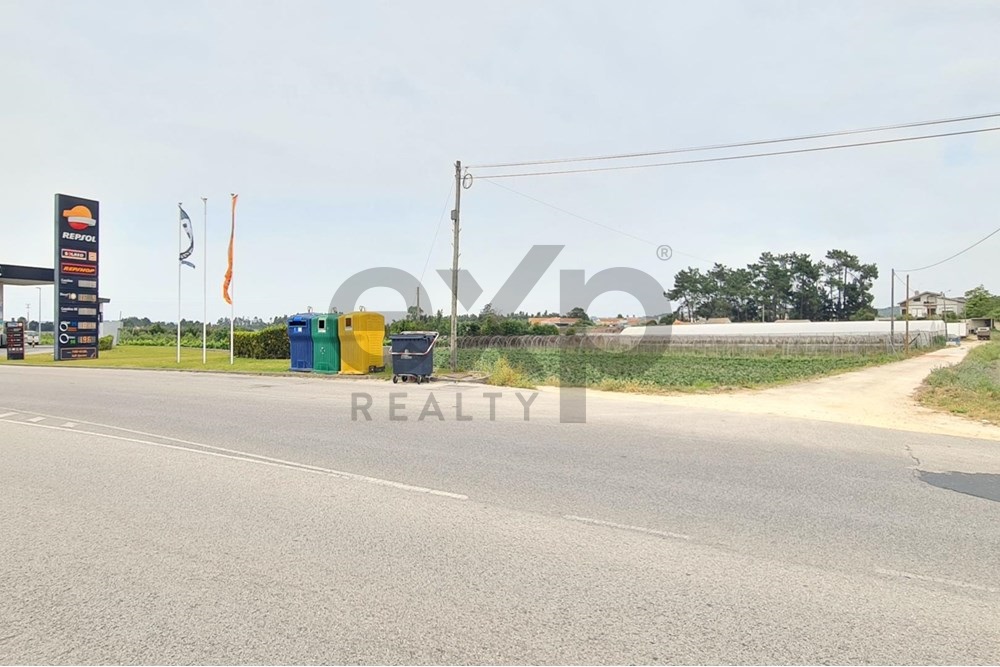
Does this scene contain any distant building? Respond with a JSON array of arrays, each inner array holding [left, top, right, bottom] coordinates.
[[898, 292, 966, 318], [592, 316, 650, 328], [528, 317, 580, 329]]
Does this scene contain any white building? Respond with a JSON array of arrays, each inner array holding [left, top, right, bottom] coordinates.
[[898, 292, 966, 319]]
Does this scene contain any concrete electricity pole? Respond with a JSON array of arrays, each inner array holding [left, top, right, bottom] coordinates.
[[890, 268, 895, 348], [450, 161, 462, 372], [904, 274, 910, 353]]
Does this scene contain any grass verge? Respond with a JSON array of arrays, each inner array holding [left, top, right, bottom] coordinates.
[[918, 342, 1000, 423], [1, 345, 290, 373]]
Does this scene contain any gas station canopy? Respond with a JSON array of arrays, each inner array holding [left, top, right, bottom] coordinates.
[[0, 264, 54, 286]]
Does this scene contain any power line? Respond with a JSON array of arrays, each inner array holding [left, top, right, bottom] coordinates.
[[897, 222, 1000, 272], [419, 181, 454, 284], [474, 125, 1000, 179], [469, 111, 1000, 169], [483, 179, 714, 263]]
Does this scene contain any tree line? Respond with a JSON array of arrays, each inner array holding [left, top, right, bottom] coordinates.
[[964, 286, 1000, 320], [667, 249, 879, 322]]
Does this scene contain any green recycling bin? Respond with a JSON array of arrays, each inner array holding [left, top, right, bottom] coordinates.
[[312, 313, 341, 374]]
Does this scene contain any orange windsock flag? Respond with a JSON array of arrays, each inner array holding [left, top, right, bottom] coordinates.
[[222, 194, 237, 305]]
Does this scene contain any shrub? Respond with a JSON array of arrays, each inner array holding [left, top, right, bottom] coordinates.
[[475, 355, 534, 388], [234, 325, 289, 359], [98, 335, 114, 351], [528, 324, 560, 335]]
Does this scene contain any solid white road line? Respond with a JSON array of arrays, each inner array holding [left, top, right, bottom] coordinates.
[[564, 515, 692, 540], [874, 568, 998, 594], [0, 418, 468, 501]]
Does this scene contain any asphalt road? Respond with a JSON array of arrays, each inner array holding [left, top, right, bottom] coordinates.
[[1, 365, 999, 664]]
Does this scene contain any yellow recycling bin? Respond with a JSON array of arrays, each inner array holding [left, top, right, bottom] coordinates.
[[339, 311, 386, 374]]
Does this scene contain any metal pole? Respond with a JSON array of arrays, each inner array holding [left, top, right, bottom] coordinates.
[[230, 194, 236, 365], [36, 287, 41, 343], [904, 274, 910, 353], [177, 203, 182, 364], [201, 197, 208, 364], [450, 161, 461, 372]]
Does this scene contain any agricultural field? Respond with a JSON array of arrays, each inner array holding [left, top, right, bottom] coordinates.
[[441, 347, 917, 391], [2, 342, 929, 393]]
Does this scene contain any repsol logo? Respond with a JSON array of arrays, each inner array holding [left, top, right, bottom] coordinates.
[[62, 231, 97, 243]]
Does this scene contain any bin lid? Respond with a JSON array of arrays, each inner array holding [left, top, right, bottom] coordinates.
[[288, 312, 318, 325], [392, 331, 438, 340]]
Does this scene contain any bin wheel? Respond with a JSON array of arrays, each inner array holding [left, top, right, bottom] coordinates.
[[415, 375, 423, 385], [392, 375, 398, 384]]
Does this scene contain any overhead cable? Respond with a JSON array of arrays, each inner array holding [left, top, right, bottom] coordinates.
[[475, 126, 1000, 179], [897, 223, 1000, 272], [469, 111, 1000, 169]]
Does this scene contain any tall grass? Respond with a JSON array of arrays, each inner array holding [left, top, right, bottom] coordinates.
[[920, 342, 1000, 422]]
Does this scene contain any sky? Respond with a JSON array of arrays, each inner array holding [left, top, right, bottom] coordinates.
[[2, 0, 1000, 323]]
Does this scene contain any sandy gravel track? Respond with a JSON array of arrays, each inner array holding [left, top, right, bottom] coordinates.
[[570, 343, 1000, 443]]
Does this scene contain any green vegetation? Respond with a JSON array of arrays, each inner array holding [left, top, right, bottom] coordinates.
[[233, 325, 289, 359], [919, 342, 1000, 423], [668, 249, 878, 322], [1, 346, 290, 373], [963, 285, 1000, 321], [473, 356, 533, 388], [389, 304, 562, 339], [3, 336, 931, 395], [117, 315, 292, 349], [439, 347, 915, 391]]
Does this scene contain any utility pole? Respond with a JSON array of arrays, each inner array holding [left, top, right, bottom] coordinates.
[[450, 160, 462, 372], [890, 268, 895, 348], [415, 285, 421, 322], [942, 289, 949, 339], [904, 274, 910, 353]]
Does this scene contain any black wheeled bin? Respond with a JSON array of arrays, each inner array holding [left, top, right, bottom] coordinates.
[[389, 331, 438, 384]]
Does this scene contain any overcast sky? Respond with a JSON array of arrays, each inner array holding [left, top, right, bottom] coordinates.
[[3, 0, 999, 322]]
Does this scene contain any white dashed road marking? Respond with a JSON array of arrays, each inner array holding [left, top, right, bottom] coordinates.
[[0, 415, 468, 501], [60, 422, 77, 428], [874, 568, 998, 594], [564, 515, 692, 540], [0, 412, 18, 419]]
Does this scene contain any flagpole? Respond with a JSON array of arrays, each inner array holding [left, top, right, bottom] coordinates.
[[177, 202, 182, 364], [201, 196, 208, 364], [230, 193, 236, 365]]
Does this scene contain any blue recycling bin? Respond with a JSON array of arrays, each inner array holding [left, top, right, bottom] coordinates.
[[389, 331, 438, 384], [288, 313, 317, 371]]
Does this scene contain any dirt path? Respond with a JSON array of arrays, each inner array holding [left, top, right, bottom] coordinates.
[[577, 344, 1000, 443]]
